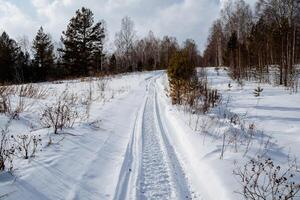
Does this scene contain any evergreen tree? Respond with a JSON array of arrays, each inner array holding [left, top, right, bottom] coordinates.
[[167, 50, 196, 104], [32, 27, 54, 80], [14, 50, 31, 83], [109, 54, 117, 73], [0, 32, 20, 83], [60, 7, 105, 76]]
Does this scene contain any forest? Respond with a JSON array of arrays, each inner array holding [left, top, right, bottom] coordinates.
[[204, 0, 300, 88], [0, 7, 200, 84], [0, 0, 299, 89]]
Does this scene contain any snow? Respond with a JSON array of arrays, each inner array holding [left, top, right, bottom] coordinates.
[[0, 72, 157, 199], [115, 79, 192, 200], [155, 67, 300, 200], [206, 68, 300, 154], [1, 68, 300, 200]]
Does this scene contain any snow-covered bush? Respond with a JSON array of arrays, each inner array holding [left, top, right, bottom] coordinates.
[[234, 156, 300, 200]]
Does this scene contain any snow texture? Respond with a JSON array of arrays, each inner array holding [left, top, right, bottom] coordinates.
[[0, 68, 299, 200]]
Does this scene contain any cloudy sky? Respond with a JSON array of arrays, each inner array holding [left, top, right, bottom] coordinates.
[[0, 0, 256, 52]]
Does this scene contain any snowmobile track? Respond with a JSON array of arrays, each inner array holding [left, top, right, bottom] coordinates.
[[114, 77, 193, 200]]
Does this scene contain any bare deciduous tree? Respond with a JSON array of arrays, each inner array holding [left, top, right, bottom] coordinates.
[[115, 16, 137, 72]]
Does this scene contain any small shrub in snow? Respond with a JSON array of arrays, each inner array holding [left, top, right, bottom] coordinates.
[[244, 124, 256, 156], [230, 114, 241, 125], [253, 86, 264, 97], [228, 82, 233, 90], [234, 156, 300, 200], [0, 96, 9, 114], [12, 134, 42, 159], [41, 99, 78, 134], [17, 84, 48, 99], [202, 88, 221, 113], [97, 78, 108, 94], [215, 67, 220, 76], [0, 88, 30, 120], [9, 96, 27, 120], [0, 86, 16, 97], [0, 127, 14, 171], [64, 92, 80, 106], [0, 86, 13, 115]]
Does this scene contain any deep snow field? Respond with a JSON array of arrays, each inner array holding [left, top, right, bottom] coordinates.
[[0, 68, 299, 200]]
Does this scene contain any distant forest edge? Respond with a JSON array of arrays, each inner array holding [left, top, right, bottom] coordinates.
[[204, 0, 300, 88], [0, 0, 299, 88], [0, 7, 201, 84]]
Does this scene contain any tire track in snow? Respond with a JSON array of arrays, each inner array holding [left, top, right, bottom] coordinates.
[[139, 82, 192, 200], [140, 95, 172, 199], [114, 76, 193, 200]]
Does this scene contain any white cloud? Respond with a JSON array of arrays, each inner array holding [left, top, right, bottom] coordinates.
[[145, 0, 221, 51], [0, 0, 38, 39], [0, 0, 257, 51]]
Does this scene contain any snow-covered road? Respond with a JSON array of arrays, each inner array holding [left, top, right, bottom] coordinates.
[[140, 82, 191, 199], [114, 78, 192, 200], [141, 88, 174, 199]]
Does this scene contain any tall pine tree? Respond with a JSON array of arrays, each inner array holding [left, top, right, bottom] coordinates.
[[0, 32, 20, 83], [60, 7, 105, 76], [32, 27, 54, 80]]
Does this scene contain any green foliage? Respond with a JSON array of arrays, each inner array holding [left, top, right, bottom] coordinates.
[[32, 27, 55, 80], [167, 50, 196, 104], [60, 7, 105, 76], [0, 32, 23, 83], [167, 50, 196, 81]]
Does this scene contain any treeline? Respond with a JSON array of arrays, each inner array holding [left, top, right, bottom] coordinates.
[[203, 0, 300, 87], [113, 17, 201, 73], [0, 7, 201, 85], [0, 7, 105, 84]]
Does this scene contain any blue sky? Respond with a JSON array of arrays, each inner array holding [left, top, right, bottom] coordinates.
[[0, 0, 256, 51]]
